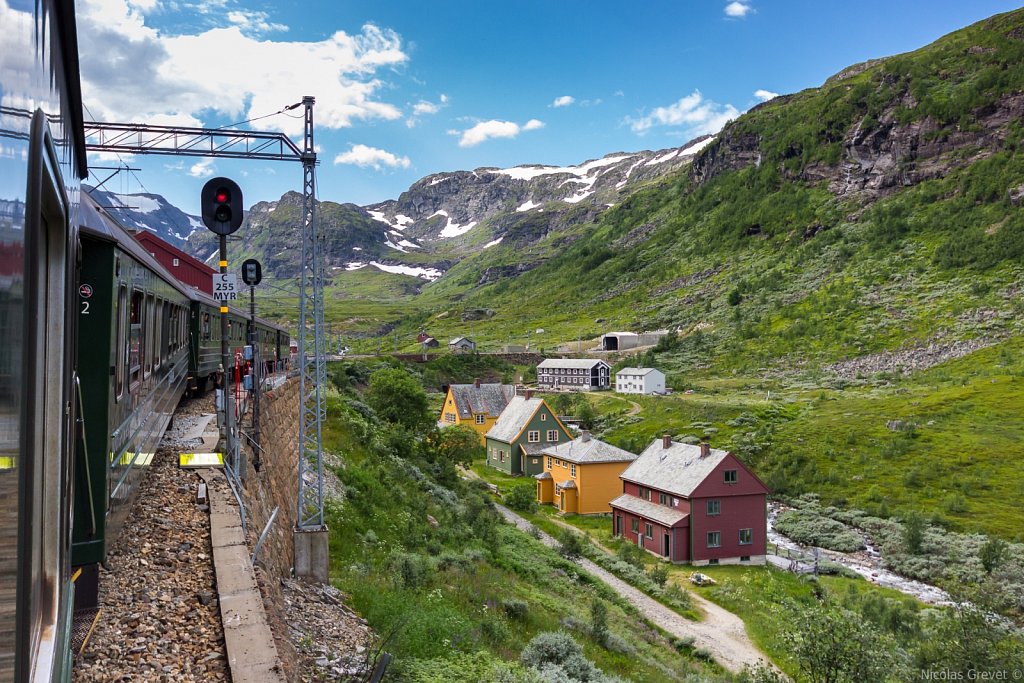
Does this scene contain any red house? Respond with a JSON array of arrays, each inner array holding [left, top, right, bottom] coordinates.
[[132, 231, 216, 294], [609, 436, 769, 566]]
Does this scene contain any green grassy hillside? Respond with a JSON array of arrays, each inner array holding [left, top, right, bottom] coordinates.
[[318, 10, 1024, 544]]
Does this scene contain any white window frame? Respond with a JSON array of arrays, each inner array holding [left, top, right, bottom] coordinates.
[[527, 430, 540, 443]]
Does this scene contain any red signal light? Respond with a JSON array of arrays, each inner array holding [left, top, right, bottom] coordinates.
[[216, 189, 229, 203]]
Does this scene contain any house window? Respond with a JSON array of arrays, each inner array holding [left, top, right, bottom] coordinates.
[[739, 528, 752, 545], [708, 558, 720, 565], [740, 556, 751, 562], [540, 413, 546, 421], [707, 531, 721, 548], [528, 430, 540, 443], [707, 500, 720, 516], [172, 258, 179, 266], [500, 452, 506, 462], [532, 458, 538, 465], [659, 492, 668, 506], [570, 464, 576, 477], [631, 519, 639, 533], [645, 523, 653, 539], [547, 456, 552, 469], [562, 460, 567, 468], [724, 469, 738, 484], [546, 430, 558, 442], [643, 488, 651, 501], [445, 412, 456, 423], [475, 414, 485, 424]]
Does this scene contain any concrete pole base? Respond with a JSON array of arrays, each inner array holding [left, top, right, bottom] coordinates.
[[293, 527, 329, 582]]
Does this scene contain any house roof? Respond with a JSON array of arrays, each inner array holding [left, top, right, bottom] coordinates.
[[616, 367, 662, 377], [535, 471, 553, 480], [449, 383, 514, 418], [449, 336, 474, 345], [519, 442, 548, 456], [540, 434, 637, 464], [537, 358, 609, 370], [610, 494, 689, 527], [486, 396, 545, 442], [556, 479, 577, 490], [619, 440, 731, 497]]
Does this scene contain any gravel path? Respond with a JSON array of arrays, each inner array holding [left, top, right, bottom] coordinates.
[[75, 396, 228, 682], [494, 504, 770, 673]]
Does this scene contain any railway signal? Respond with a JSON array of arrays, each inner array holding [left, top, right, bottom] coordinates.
[[241, 258, 262, 286], [201, 177, 244, 235]]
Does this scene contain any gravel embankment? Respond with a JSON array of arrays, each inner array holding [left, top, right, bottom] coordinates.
[[75, 396, 228, 682]]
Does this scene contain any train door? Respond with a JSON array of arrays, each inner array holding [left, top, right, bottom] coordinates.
[[16, 110, 76, 683]]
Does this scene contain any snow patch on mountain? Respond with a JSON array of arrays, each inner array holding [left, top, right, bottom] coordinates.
[[516, 200, 541, 212], [484, 237, 503, 249], [369, 262, 443, 281]]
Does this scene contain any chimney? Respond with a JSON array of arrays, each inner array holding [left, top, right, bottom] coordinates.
[[700, 442, 711, 458], [662, 434, 671, 449], [474, 377, 481, 388], [525, 389, 533, 400], [581, 430, 591, 442]]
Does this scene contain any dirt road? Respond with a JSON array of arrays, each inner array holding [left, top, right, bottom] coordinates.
[[494, 503, 771, 673]]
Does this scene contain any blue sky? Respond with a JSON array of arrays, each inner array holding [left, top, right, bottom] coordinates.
[[74, 0, 1023, 215]]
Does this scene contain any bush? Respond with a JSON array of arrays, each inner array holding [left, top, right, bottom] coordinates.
[[502, 598, 529, 620], [773, 508, 864, 552], [647, 564, 669, 588], [505, 484, 538, 513], [589, 599, 609, 647], [390, 552, 434, 589], [558, 530, 587, 561], [520, 632, 603, 683]]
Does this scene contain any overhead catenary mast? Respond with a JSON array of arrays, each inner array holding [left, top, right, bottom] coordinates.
[[83, 97, 330, 580]]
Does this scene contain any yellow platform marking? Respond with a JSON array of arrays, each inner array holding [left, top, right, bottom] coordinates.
[[71, 568, 82, 583], [179, 452, 224, 468]]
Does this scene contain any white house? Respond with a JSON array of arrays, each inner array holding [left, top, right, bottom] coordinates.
[[449, 336, 476, 353], [615, 367, 665, 395], [537, 359, 611, 391]]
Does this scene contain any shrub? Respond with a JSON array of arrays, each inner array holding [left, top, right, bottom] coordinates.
[[505, 484, 538, 513], [558, 530, 587, 561], [647, 564, 669, 587], [502, 598, 529, 620], [520, 632, 603, 683], [590, 599, 609, 647], [390, 552, 434, 589]]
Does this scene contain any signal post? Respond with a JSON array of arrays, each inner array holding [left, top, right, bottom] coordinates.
[[202, 177, 244, 478]]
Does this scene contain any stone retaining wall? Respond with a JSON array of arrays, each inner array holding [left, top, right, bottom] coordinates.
[[240, 374, 301, 681]]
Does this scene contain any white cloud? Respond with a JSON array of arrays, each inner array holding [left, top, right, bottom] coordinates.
[[453, 118, 545, 147], [226, 10, 288, 35], [333, 144, 411, 170], [754, 89, 778, 102], [552, 95, 575, 108], [189, 157, 215, 178], [626, 91, 739, 137], [406, 94, 449, 127], [77, 0, 408, 136], [724, 1, 753, 17]]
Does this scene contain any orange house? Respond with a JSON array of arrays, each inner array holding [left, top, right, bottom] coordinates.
[[439, 380, 516, 444], [535, 432, 638, 515]]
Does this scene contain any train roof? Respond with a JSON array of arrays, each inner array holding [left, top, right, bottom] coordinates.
[[79, 192, 289, 335], [79, 192, 194, 300]]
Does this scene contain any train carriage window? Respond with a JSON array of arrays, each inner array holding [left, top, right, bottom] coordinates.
[[130, 290, 143, 388], [144, 294, 154, 377], [202, 312, 211, 341], [115, 285, 127, 400], [159, 300, 168, 367]]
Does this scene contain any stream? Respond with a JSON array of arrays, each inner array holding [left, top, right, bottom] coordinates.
[[766, 502, 951, 606]]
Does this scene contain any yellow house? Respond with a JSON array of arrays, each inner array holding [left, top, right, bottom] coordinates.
[[439, 380, 517, 444], [535, 431, 638, 515]]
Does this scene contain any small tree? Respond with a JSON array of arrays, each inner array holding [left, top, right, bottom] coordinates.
[[901, 511, 926, 555], [365, 367, 432, 434], [979, 537, 1007, 575], [431, 424, 482, 469]]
